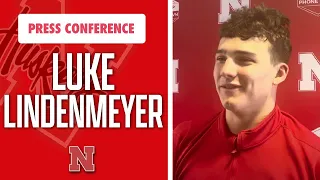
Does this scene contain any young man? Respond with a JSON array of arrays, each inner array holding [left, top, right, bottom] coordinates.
[[173, 4, 320, 180]]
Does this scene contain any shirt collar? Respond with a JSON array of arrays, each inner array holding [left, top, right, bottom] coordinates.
[[218, 105, 282, 150]]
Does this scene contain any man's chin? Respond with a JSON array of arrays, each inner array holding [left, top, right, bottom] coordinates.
[[222, 100, 237, 111]]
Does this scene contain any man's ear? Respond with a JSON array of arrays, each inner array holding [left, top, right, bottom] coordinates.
[[273, 63, 289, 85]]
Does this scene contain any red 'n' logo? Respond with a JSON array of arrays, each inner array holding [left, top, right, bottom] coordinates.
[[69, 146, 95, 172]]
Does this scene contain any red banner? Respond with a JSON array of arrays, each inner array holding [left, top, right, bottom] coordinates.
[[0, 0, 169, 179]]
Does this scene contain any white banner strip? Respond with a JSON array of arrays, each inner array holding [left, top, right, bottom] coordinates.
[[18, 14, 146, 44]]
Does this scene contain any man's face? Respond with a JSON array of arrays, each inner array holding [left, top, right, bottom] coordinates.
[[214, 37, 280, 112]]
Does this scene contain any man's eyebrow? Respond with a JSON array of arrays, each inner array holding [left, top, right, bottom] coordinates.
[[216, 49, 256, 57]]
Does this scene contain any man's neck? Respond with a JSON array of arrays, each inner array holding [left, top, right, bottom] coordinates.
[[226, 100, 276, 135]]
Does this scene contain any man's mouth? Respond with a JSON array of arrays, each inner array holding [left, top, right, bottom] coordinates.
[[220, 84, 241, 89]]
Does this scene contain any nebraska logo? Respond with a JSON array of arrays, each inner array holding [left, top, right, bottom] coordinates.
[[298, 52, 320, 91], [297, 0, 320, 17], [69, 146, 95, 172], [313, 127, 320, 137], [173, 0, 179, 23], [0, 1, 132, 148], [218, 0, 250, 24]]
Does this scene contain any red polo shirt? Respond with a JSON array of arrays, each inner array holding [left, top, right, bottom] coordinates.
[[173, 105, 320, 180]]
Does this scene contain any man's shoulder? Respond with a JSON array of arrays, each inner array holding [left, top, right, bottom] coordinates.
[[173, 120, 192, 145], [280, 110, 320, 153], [173, 112, 222, 149]]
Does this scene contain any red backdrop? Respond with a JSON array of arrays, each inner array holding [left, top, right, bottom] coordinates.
[[173, 0, 320, 136]]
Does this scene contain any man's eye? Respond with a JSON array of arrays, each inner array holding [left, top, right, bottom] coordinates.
[[236, 57, 255, 65], [216, 57, 226, 62], [238, 57, 255, 62]]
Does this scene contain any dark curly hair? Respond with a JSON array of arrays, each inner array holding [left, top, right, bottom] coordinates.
[[219, 4, 292, 65]]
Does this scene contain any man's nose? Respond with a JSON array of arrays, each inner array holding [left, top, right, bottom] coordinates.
[[220, 58, 237, 78]]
